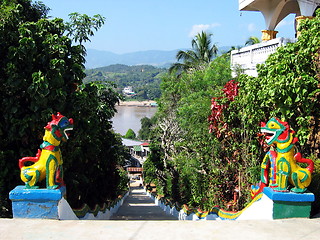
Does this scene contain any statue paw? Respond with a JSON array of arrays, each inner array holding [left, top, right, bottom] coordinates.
[[25, 184, 39, 189], [291, 187, 306, 193], [47, 185, 59, 190]]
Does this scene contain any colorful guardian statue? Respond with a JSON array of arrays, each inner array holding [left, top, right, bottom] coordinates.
[[19, 112, 73, 189], [252, 117, 314, 197]]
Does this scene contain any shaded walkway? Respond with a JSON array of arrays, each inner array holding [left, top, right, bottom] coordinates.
[[110, 186, 177, 220]]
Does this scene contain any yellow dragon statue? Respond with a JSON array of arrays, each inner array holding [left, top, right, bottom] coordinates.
[[19, 112, 73, 189], [252, 117, 314, 197]]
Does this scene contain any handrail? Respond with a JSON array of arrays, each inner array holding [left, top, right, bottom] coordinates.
[[230, 38, 296, 77]]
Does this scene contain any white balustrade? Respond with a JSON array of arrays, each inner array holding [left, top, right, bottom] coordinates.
[[231, 38, 296, 77]]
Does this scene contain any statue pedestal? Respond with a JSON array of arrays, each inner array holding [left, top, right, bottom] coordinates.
[[9, 185, 66, 219], [263, 187, 314, 219]]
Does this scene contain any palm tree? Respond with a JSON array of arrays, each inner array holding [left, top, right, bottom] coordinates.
[[245, 36, 261, 46], [169, 31, 218, 74], [226, 45, 242, 55]]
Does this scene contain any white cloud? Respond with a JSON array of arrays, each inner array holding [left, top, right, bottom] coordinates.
[[189, 23, 221, 37], [247, 23, 256, 32]]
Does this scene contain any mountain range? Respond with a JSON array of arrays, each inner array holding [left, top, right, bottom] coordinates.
[[85, 47, 232, 69], [85, 49, 177, 69]]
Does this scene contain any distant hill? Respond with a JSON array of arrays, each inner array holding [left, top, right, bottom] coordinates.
[[85, 49, 177, 69], [84, 47, 232, 69], [84, 64, 167, 100]]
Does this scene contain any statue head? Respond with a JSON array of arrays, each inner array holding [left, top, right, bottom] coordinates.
[[260, 117, 296, 145], [44, 112, 74, 142]]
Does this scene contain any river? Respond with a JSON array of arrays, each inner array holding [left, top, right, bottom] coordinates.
[[112, 106, 157, 136]]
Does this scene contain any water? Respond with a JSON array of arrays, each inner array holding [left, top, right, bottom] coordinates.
[[112, 106, 157, 136]]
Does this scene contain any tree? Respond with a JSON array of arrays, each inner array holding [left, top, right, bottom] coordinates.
[[226, 45, 242, 53], [245, 36, 261, 46], [138, 117, 154, 140], [66, 12, 106, 45], [144, 55, 232, 209], [124, 129, 136, 139], [169, 31, 218, 74], [0, 0, 127, 217]]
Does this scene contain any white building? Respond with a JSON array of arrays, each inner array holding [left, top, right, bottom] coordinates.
[[122, 138, 150, 166], [232, 0, 320, 77], [122, 86, 135, 96]]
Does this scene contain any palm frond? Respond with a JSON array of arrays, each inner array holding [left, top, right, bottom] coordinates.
[[245, 36, 260, 46], [172, 31, 218, 73]]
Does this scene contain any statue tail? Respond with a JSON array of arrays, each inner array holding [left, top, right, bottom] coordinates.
[[294, 152, 314, 173], [250, 181, 267, 199], [19, 149, 41, 169], [215, 192, 264, 220]]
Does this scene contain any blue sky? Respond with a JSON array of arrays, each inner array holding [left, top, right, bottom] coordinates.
[[37, 0, 296, 54]]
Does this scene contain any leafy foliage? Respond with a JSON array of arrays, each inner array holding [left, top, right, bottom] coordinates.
[[145, 11, 320, 214], [245, 36, 261, 46], [239, 11, 320, 154], [63, 82, 129, 209], [229, 12, 320, 213], [144, 54, 234, 209], [208, 80, 239, 136], [0, 0, 127, 217], [66, 12, 105, 45], [138, 117, 155, 140]]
